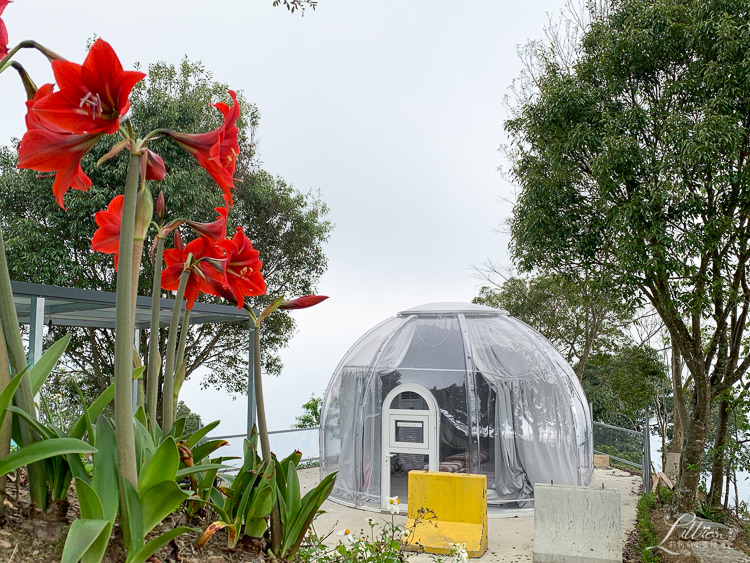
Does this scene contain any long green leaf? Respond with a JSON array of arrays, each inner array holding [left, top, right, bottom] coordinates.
[[5, 406, 57, 440], [127, 527, 199, 563], [123, 478, 144, 554], [0, 438, 96, 476], [92, 417, 118, 523], [61, 518, 110, 563], [72, 380, 95, 445], [282, 472, 336, 558], [284, 460, 301, 527], [140, 437, 178, 491], [175, 463, 227, 479], [70, 384, 114, 440], [30, 334, 71, 397], [181, 419, 220, 447], [140, 480, 189, 535], [0, 370, 25, 419], [191, 439, 228, 465], [75, 478, 104, 521], [82, 520, 112, 563]]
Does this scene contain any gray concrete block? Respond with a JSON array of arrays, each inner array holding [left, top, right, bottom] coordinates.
[[533, 484, 621, 563]]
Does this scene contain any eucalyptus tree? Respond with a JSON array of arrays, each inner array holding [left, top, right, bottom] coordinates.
[[506, 0, 750, 511]]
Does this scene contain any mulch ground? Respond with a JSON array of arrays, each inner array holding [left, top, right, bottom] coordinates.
[[0, 471, 266, 562]]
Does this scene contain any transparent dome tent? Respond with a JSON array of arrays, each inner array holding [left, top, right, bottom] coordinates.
[[319, 302, 593, 513]]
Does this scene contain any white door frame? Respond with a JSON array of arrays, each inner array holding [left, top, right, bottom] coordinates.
[[381, 384, 439, 511]]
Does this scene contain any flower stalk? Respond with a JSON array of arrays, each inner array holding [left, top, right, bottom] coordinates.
[[114, 152, 142, 511], [172, 309, 191, 415], [163, 269, 189, 433], [146, 235, 165, 429], [0, 225, 47, 508]]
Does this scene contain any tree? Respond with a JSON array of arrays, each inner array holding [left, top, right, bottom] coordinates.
[[0, 58, 331, 410], [583, 344, 669, 430], [506, 0, 750, 511], [292, 393, 322, 429], [473, 272, 628, 379]]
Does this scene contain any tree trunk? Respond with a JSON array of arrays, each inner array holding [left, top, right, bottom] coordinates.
[[670, 347, 685, 454], [672, 384, 711, 513], [708, 397, 730, 506]]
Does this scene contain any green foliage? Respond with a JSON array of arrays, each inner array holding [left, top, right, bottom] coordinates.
[[635, 493, 660, 563], [0, 56, 331, 405], [474, 274, 629, 374], [274, 451, 337, 560], [655, 485, 673, 506], [298, 516, 411, 563], [199, 427, 276, 549], [293, 393, 323, 429], [696, 498, 725, 523], [584, 345, 669, 427], [507, 0, 750, 392], [175, 401, 202, 436], [64, 416, 201, 563]]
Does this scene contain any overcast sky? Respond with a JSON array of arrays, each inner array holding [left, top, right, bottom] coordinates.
[[0, 0, 567, 433]]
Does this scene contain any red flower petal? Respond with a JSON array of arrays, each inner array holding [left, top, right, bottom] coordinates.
[[0, 0, 10, 59], [164, 90, 240, 204], [32, 39, 145, 135], [91, 195, 124, 270], [145, 150, 166, 181], [279, 295, 328, 310], [187, 206, 228, 245]]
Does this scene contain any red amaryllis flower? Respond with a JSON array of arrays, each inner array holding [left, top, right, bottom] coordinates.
[[18, 83, 99, 208], [91, 195, 123, 269], [187, 206, 228, 245], [32, 39, 144, 135], [163, 90, 240, 204], [279, 295, 328, 310], [210, 227, 266, 309], [0, 0, 11, 59], [145, 150, 166, 181], [162, 237, 228, 310]]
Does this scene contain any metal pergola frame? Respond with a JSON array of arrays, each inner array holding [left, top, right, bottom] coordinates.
[[11, 280, 257, 435]]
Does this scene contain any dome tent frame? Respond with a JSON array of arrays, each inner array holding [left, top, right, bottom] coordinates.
[[319, 302, 593, 513]]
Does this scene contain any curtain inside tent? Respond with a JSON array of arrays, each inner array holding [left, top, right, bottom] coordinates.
[[466, 316, 580, 503]]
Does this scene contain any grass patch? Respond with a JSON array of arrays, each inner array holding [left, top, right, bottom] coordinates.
[[636, 492, 660, 562]]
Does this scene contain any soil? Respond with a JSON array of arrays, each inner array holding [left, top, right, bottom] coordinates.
[[0, 471, 266, 563], [624, 505, 750, 563]]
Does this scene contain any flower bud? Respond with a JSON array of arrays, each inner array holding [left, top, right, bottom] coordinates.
[[134, 186, 153, 241], [156, 190, 165, 221]]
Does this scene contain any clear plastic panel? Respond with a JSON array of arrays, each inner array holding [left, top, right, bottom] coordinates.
[[322, 305, 593, 510]]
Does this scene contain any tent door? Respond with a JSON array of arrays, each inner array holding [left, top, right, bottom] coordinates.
[[381, 384, 439, 512]]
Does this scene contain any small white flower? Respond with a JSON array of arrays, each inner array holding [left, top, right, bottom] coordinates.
[[336, 528, 354, 545], [367, 517, 377, 526], [387, 496, 401, 515], [394, 529, 403, 540]]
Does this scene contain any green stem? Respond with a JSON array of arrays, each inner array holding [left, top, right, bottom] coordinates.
[[253, 325, 280, 553], [0, 226, 46, 509], [0, 40, 64, 74], [163, 271, 188, 434], [172, 309, 191, 415], [146, 236, 165, 430], [0, 318, 12, 517], [114, 154, 142, 503]]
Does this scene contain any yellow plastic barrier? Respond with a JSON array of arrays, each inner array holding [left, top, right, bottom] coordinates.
[[404, 471, 487, 558]]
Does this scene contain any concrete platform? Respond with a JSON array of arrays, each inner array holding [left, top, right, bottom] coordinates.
[[299, 467, 642, 562]]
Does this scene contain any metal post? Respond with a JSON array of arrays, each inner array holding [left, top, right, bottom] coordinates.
[[247, 324, 257, 439], [29, 297, 45, 415], [643, 408, 651, 493], [28, 296, 45, 365]]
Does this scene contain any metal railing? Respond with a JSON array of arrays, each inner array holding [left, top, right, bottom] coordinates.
[[207, 426, 320, 467], [592, 418, 650, 492]]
